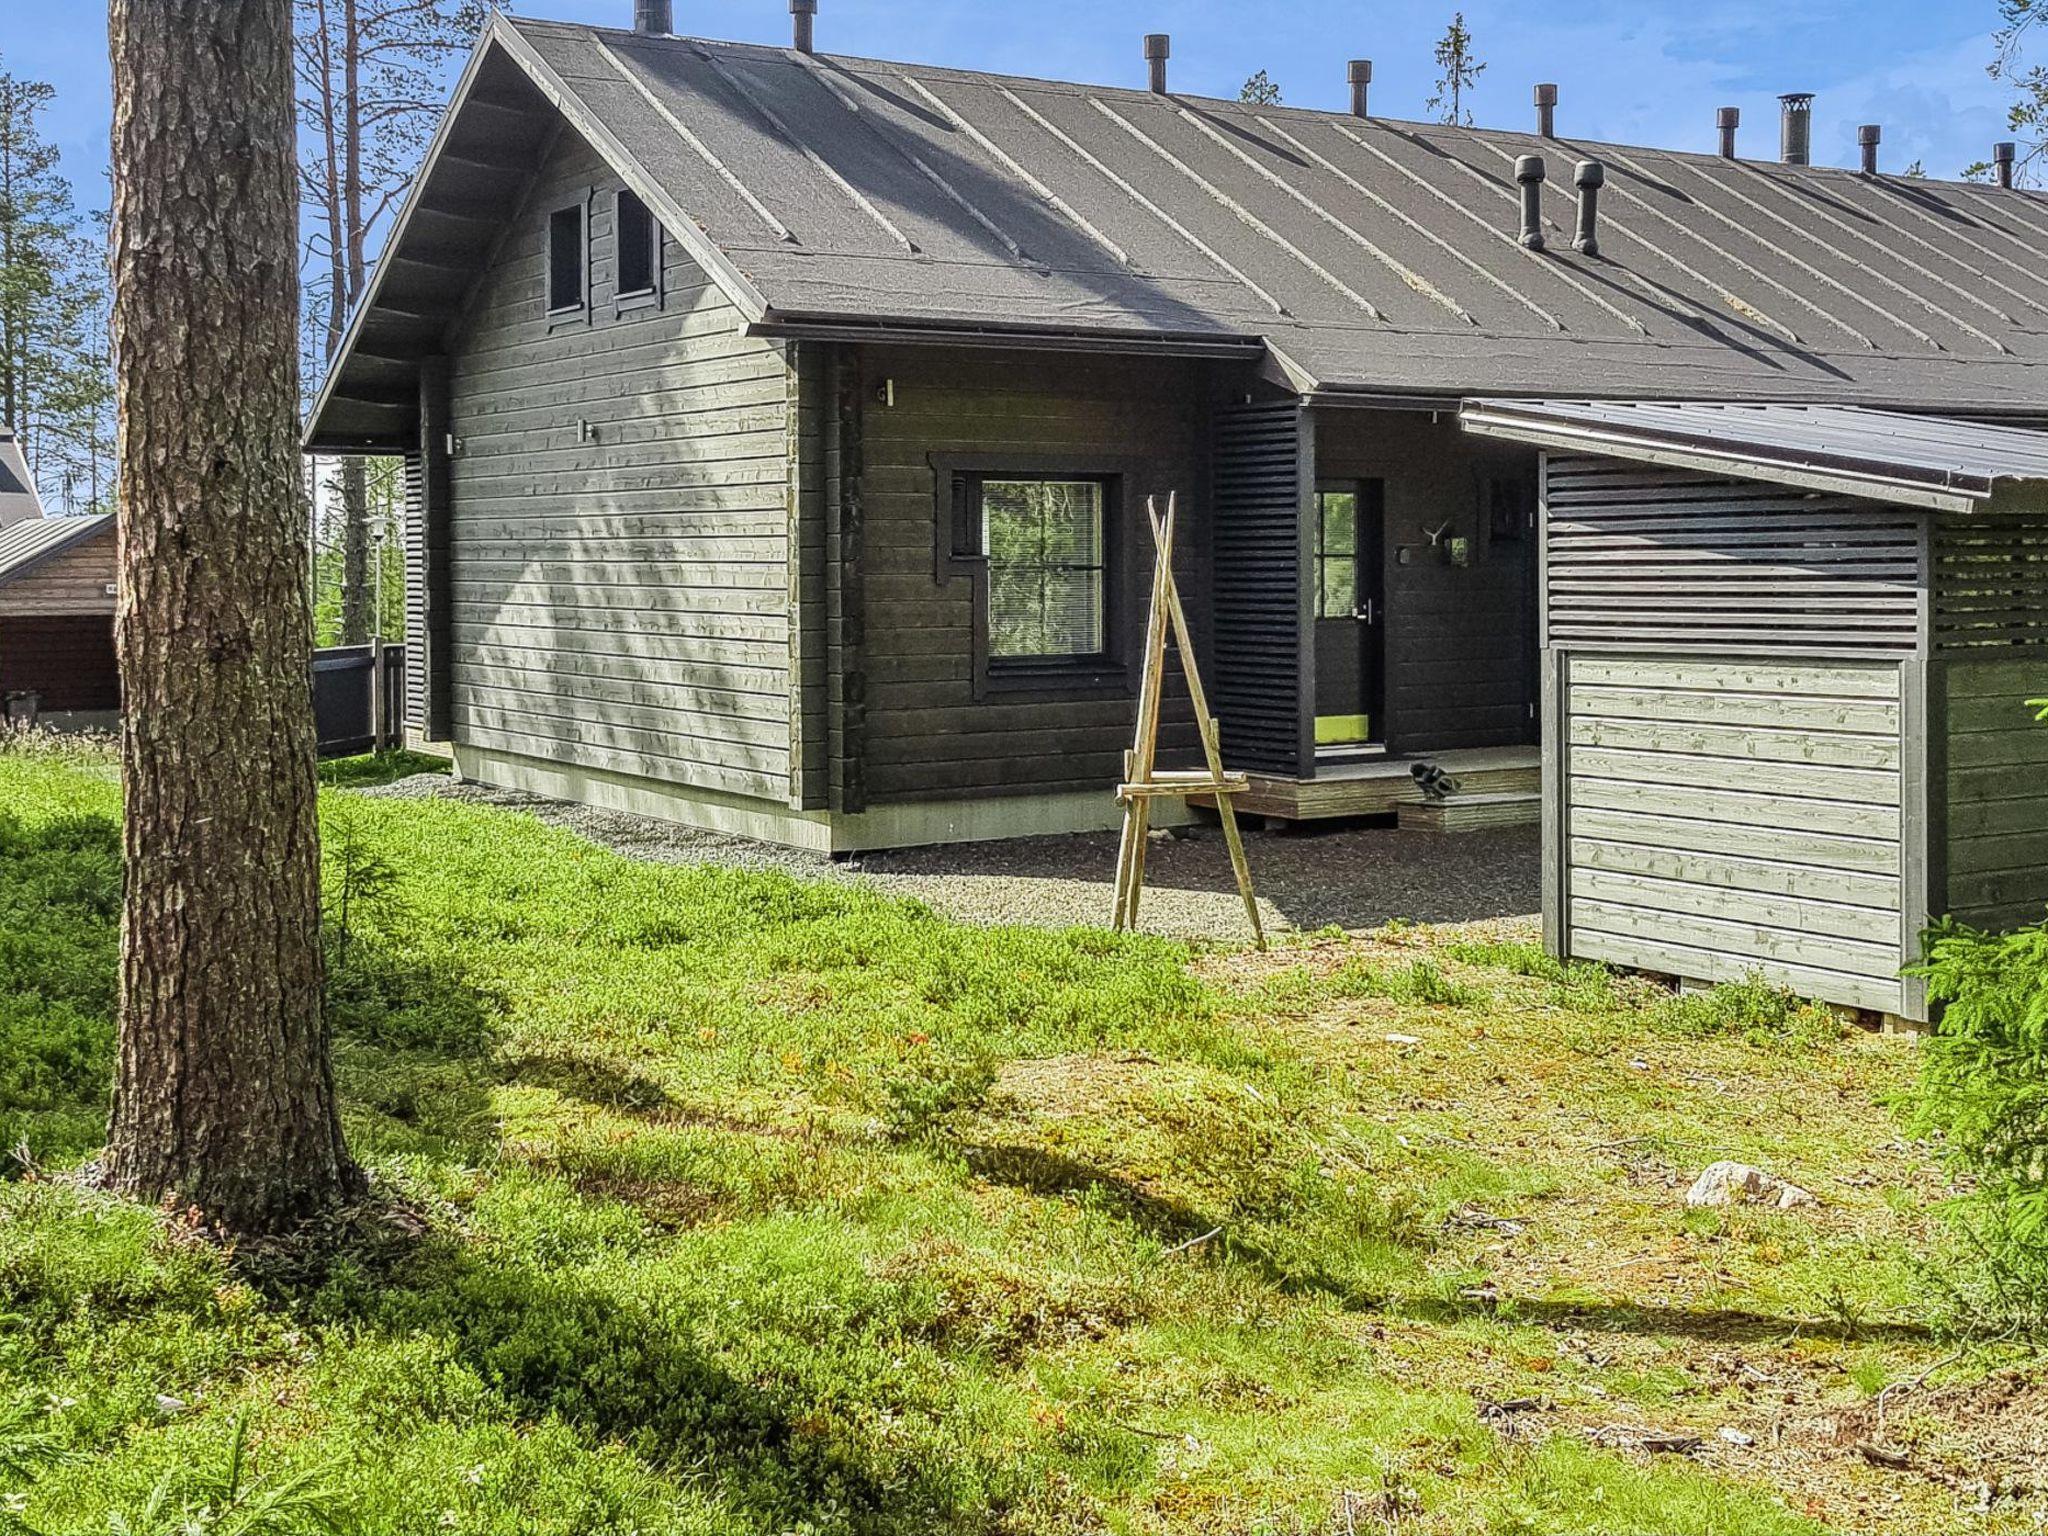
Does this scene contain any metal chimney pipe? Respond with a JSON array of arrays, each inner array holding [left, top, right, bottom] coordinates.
[[1349, 59, 1372, 118], [1516, 155, 1547, 250], [1717, 106, 1740, 158], [1145, 34, 1171, 94], [791, 0, 817, 53], [1573, 160, 1604, 255], [1534, 83, 1558, 138], [1779, 92, 1814, 166], [633, 0, 671, 34], [1858, 123, 1880, 175], [1994, 141, 2017, 188]]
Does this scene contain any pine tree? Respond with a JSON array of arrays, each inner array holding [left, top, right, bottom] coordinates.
[[0, 66, 114, 511], [296, 0, 486, 642], [1239, 70, 1283, 107], [107, 0, 360, 1234], [1427, 12, 1486, 127]]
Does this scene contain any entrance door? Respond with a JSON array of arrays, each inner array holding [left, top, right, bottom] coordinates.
[[1312, 480, 1385, 750]]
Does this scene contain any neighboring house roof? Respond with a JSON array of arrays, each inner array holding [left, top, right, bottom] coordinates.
[[0, 433, 44, 527], [309, 13, 2048, 448], [0, 513, 114, 589], [1461, 399, 2048, 513]]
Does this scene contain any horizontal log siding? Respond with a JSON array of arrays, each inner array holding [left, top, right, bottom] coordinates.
[[0, 532, 116, 617], [1943, 658, 2048, 931], [1558, 653, 1909, 1014], [1318, 411, 1538, 754], [446, 130, 793, 802], [856, 346, 1207, 803], [1543, 457, 1922, 653]]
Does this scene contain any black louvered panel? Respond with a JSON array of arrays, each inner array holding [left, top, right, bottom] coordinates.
[[1212, 402, 1308, 776], [401, 452, 428, 734], [1933, 512, 2048, 653], [1544, 456, 1922, 654]]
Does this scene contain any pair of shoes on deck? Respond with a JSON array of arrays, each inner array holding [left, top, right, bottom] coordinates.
[[1411, 762, 1463, 801]]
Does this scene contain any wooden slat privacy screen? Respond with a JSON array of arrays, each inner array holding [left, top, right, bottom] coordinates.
[[402, 451, 428, 735], [1211, 402, 1308, 776], [1544, 456, 1922, 654], [1933, 511, 2048, 653]]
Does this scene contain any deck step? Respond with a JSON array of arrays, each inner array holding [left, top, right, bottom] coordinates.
[[1397, 791, 1542, 833]]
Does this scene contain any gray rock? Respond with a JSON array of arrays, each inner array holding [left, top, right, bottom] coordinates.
[[1684, 1161, 1817, 1210]]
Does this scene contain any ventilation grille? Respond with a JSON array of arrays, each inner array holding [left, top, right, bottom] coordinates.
[[1933, 511, 2048, 653], [1544, 456, 1922, 654]]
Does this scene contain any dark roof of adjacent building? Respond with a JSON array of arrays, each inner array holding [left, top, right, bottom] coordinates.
[[0, 431, 44, 527], [0, 513, 114, 588], [308, 13, 2048, 449], [1461, 399, 2048, 513]]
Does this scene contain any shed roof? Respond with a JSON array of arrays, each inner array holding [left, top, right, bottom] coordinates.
[[309, 13, 2048, 449], [1459, 398, 2048, 513], [0, 514, 114, 588]]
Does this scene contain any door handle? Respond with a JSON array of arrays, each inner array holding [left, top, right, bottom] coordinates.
[[1354, 599, 1377, 625]]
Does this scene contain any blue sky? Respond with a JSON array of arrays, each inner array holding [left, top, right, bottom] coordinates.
[[0, 0, 2026, 221]]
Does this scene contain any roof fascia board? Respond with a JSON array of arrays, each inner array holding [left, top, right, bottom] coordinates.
[[302, 19, 507, 452], [750, 315, 1261, 359], [0, 517, 115, 590], [489, 19, 771, 327], [1459, 405, 1977, 514]]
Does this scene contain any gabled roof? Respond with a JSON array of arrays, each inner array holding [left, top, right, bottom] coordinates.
[[0, 513, 113, 588], [1461, 399, 2048, 513], [0, 432, 44, 527], [309, 13, 2048, 449]]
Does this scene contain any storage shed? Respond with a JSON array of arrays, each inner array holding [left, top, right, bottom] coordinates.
[[0, 513, 120, 730], [1462, 400, 2048, 1024]]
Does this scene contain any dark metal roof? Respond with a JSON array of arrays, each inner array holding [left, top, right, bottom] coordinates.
[[0, 513, 113, 587], [1459, 399, 2048, 512], [0, 432, 42, 528], [309, 13, 2048, 448]]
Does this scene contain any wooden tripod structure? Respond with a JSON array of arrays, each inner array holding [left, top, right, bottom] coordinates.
[[1111, 493, 1265, 947]]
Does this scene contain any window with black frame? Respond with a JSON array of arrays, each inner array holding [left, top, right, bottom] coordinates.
[[616, 189, 658, 299], [977, 477, 1109, 665]]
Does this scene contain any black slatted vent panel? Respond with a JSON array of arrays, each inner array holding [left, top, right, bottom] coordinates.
[[1933, 512, 2048, 653], [1212, 402, 1306, 776], [401, 452, 427, 733], [1544, 456, 1922, 654]]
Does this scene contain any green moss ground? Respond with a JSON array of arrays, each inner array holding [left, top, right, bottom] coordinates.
[[0, 745, 2034, 1535]]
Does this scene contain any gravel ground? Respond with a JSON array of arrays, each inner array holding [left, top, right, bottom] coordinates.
[[358, 772, 1538, 941]]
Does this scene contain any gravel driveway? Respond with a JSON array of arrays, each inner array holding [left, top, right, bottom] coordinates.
[[360, 774, 1538, 942]]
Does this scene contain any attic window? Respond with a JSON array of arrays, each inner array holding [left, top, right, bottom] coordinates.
[[547, 204, 585, 314], [616, 190, 659, 299]]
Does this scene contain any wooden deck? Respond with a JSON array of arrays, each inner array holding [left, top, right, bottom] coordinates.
[[1198, 746, 1542, 823]]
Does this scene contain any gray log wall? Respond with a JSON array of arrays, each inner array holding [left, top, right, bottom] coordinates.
[[443, 130, 794, 802]]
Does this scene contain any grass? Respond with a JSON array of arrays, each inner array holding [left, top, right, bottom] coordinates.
[[0, 744, 2031, 1535]]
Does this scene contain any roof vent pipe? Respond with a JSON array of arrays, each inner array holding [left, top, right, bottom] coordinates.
[[1994, 140, 2017, 188], [1516, 155, 1547, 250], [1779, 92, 1814, 166], [1145, 34, 1171, 94], [1573, 160, 1603, 255], [633, 0, 671, 34], [1717, 106, 1740, 158], [791, 0, 817, 53], [1534, 83, 1558, 138], [1349, 59, 1372, 118], [1858, 123, 1880, 175]]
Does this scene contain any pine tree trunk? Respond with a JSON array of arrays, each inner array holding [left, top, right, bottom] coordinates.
[[339, 457, 372, 643], [105, 0, 360, 1233]]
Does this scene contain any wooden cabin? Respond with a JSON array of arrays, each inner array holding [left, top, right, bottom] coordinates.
[[305, 3, 2048, 964], [0, 513, 119, 731]]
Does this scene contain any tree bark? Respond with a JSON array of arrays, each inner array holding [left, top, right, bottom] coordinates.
[[339, 457, 372, 643], [106, 0, 360, 1233]]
